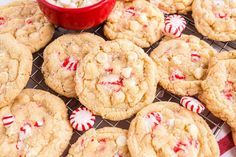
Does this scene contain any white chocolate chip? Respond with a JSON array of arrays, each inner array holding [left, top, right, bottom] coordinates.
[[69, 3, 77, 7], [187, 124, 198, 138], [100, 74, 120, 83], [112, 91, 125, 105], [193, 67, 204, 79], [172, 56, 182, 65], [116, 135, 127, 146], [139, 14, 148, 24], [213, 0, 225, 6], [166, 119, 175, 127], [121, 67, 132, 78], [128, 52, 138, 62], [130, 21, 141, 31], [96, 53, 108, 64], [58, 0, 71, 6], [123, 78, 136, 88]]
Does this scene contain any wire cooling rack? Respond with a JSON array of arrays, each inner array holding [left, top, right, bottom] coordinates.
[[26, 14, 236, 156]]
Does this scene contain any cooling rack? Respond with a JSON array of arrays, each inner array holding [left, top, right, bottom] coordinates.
[[26, 14, 236, 156]]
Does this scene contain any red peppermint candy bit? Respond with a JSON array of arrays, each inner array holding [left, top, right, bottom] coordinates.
[[61, 56, 79, 71], [224, 80, 234, 93], [81, 138, 86, 146], [223, 80, 234, 100], [173, 139, 199, 153], [98, 75, 124, 92], [98, 138, 107, 144], [113, 152, 123, 157], [163, 15, 186, 38], [25, 18, 33, 24], [145, 112, 162, 130], [125, 7, 136, 16], [0, 16, 6, 26], [105, 68, 113, 73], [16, 141, 23, 150], [224, 92, 233, 101], [19, 123, 32, 140], [99, 79, 123, 86], [173, 141, 188, 153], [70, 106, 95, 131], [2, 114, 15, 127], [215, 13, 228, 19], [180, 97, 205, 113], [189, 138, 199, 149], [34, 120, 44, 127], [169, 69, 186, 81], [185, 38, 191, 43], [191, 51, 201, 62]]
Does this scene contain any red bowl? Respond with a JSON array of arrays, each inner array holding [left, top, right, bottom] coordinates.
[[37, 0, 116, 30]]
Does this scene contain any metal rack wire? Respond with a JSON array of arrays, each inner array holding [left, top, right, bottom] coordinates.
[[27, 14, 235, 156]]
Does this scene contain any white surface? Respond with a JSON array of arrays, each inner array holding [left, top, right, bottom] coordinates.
[[0, 0, 14, 6]]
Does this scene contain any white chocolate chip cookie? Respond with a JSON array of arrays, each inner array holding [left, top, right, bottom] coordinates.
[[0, 33, 32, 108], [75, 39, 158, 120], [150, 35, 217, 96], [67, 127, 130, 157], [149, 0, 193, 14], [192, 0, 236, 41], [199, 51, 236, 145], [42, 33, 105, 97], [0, 89, 73, 157], [128, 102, 219, 157], [0, 0, 55, 53], [104, 0, 164, 48]]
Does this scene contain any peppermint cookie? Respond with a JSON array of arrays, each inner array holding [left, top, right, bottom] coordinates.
[[199, 51, 236, 144], [75, 39, 158, 120], [128, 102, 219, 157], [0, 0, 55, 53], [150, 35, 217, 96], [192, 0, 236, 41], [0, 89, 73, 157], [42, 33, 105, 97], [0, 34, 32, 108], [67, 127, 130, 157], [104, 0, 164, 48], [149, 0, 193, 14]]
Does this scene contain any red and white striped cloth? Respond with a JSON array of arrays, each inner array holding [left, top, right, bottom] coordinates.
[[215, 124, 236, 156]]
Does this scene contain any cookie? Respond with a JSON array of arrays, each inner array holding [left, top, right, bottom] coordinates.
[[233, 131, 236, 145], [75, 39, 158, 120], [0, 0, 55, 53], [128, 101, 219, 157], [149, 0, 193, 14], [192, 0, 236, 41], [0, 89, 73, 157], [0, 33, 32, 108], [199, 51, 236, 145], [42, 33, 105, 97], [67, 127, 130, 157], [150, 35, 217, 96], [104, 0, 164, 48]]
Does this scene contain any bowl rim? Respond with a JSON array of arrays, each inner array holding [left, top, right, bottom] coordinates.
[[37, 0, 111, 12]]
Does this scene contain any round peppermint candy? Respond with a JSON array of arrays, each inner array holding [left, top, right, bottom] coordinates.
[[163, 14, 186, 38], [180, 97, 205, 113], [2, 114, 15, 127], [70, 106, 95, 131]]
